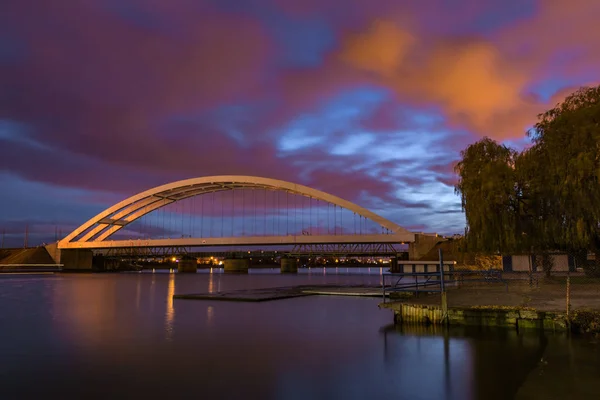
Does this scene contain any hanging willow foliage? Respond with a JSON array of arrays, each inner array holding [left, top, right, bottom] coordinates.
[[455, 85, 600, 275]]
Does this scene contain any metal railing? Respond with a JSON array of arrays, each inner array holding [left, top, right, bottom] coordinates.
[[382, 251, 509, 303]]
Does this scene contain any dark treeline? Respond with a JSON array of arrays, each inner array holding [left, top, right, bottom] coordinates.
[[455, 85, 600, 276]]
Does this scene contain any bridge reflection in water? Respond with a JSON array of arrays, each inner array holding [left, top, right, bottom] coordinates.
[[381, 324, 548, 400]]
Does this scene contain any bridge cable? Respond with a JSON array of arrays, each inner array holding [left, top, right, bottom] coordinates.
[[334, 205, 337, 235], [221, 189, 224, 238], [241, 189, 245, 236], [301, 196, 304, 232], [191, 195, 195, 238], [317, 199, 321, 234], [309, 197, 312, 235], [200, 194, 203, 238], [170, 201, 174, 238], [253, 189, 257, 236], [264, 188, 267, 236], [286, 191, 289, 236], [211, 191, 214, 237], [152, 206, 155, 239]]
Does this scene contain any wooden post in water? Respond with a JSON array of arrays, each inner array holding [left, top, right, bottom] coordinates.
[[439, 248, 448, 325]]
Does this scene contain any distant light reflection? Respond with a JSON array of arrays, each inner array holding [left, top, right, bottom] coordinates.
[[208, 271, 214, 294], [165, 272, 175, 341], [207, 306, 214, 325], [135, 276, 141, 310]]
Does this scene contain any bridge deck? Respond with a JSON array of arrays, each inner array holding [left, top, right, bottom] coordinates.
[[58, 233, 414, 250]]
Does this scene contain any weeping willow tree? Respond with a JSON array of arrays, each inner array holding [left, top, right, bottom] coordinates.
[[529, 85, 600, 276], [454, 138, 522, 253], [455, 85, 600, 276]]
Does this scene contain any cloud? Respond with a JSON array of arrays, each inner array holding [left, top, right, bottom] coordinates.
[[339, 20, 415, 78], [334, 21, 535, 139], [1, 0, 599, 240]]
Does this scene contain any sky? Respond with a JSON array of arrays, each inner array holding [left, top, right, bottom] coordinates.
[[1, 0, 599, 247]]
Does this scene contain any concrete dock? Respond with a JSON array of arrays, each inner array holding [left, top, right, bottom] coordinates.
[[174, 284, 385, 302]]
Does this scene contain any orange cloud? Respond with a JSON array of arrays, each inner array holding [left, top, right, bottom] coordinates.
[[334, 20, 541, 138], [339, 20, 415, 78]]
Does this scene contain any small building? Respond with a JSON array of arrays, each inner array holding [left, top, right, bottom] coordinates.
[[502, 253, 576, 273]]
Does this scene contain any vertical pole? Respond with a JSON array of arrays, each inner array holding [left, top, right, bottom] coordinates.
[[566, 271, 571, 327], [440, 248, 448, 324], [528, 248, 533, 287], [1, 228, 4, 248], [24, 224, 28, 248]]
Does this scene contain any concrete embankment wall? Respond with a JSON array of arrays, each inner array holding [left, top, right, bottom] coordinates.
[[0, 247, 56, 266], [381, 302, 569, 332]]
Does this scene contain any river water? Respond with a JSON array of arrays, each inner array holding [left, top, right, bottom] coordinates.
[[0, 268, 598, 399]]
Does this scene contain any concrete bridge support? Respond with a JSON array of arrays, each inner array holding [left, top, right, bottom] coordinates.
[[224, 258, 250, 273], [390, 257, 399, 273], [280, 258, 298, 273], [178, 259, 197, 273], [60, 249, 93, 271], [408, 234, 442, 260]]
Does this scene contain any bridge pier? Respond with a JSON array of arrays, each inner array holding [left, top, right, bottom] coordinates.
[[224, 258, 250, 273], [60, 249, 93, 271], [408, 234, 442, 260], [178, 259, 197, 273], [390, 257, 399, 273], [280, 258, 298, 273]]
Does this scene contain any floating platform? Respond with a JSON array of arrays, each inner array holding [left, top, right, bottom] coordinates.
[[174, 285, 384, 302]]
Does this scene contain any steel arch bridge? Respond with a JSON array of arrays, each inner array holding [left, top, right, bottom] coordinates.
[[58, 175, 415, 250]]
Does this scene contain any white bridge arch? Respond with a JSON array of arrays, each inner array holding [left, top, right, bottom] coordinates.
[[58, 175, 415, 249]]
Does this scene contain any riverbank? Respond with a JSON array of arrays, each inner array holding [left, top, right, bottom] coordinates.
[[380, 280, 600, 334]]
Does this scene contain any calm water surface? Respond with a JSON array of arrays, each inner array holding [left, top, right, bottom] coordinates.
[[0, 268, 595, 399]]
